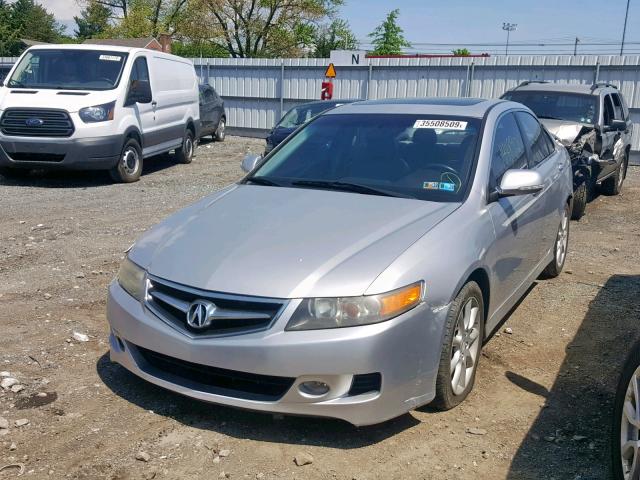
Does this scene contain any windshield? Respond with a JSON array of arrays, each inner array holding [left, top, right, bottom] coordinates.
[[7, 49, 128, 91], [277, 102, 337, 129], [503, 91, 597, 125], [250, 114, 481, 202]]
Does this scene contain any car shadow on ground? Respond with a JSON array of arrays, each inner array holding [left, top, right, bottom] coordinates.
[[0, 153, 180, 188], [507, 274, 640, 479], [96, 354, 420, 449]]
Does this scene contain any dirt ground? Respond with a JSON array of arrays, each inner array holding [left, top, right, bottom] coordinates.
[[0, 136, 639, 480]]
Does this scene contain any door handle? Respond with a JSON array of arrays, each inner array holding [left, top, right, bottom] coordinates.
[[151, 100, 157, 107]]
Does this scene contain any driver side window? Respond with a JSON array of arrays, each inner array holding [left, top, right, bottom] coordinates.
[[490, 113, 527, 188], [129, 57, 149, 89]]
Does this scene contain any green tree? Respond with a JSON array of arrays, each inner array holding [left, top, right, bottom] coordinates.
[[96, 0, 189, 37], [452, 48, 470, 56], [0, 0, 65, 55], [197, 0, 344, 58], [368, 9, 410, 55], [313, 18, 358, 57], [75, 1, 111, 39]]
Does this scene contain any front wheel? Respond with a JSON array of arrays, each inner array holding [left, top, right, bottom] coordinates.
[[432, 281, 485, 410], [109, 138, 143, 183], [612, 341, 640, 480], [571, 181, 588, 220], [540, 202, 570, 278], [175, 130, 195, 164]]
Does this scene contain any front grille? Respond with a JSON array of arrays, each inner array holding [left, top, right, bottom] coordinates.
[[145, 275, 286, 337], [0, 108, 74, 137], [136, 345, 295, 401], [8, 152, 65, 162], [348, 373, 382, 396]]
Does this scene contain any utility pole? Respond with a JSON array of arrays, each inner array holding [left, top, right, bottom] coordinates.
[[574, 37, 580, 56], [620, 0, 631, 55], [502, 23, 517, 56]]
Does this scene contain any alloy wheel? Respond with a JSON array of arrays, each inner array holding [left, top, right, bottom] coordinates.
[[620, 366, 640, 479], [556, 207, 569, 269], [450, 297, 481, 395]]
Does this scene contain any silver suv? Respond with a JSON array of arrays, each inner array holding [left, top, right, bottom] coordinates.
[[502, 81, 632, 220], [107, 98, 573, 426]]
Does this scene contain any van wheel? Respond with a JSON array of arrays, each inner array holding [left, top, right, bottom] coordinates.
[[541, 202, 570, 278], [110, 138, 142, 183], [432, 281, 485, 410], [175, 130, 195, 164], [215, 118, 226, 142]]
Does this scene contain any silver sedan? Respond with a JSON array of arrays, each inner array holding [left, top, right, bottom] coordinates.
[[107, 98, 573, 426]]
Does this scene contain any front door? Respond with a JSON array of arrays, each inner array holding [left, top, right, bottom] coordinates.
[[485, 112, 545, 328], [126, 56, 156, 150]]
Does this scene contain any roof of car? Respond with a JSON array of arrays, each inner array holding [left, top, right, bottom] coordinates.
[[506, 82, 616, 95], [326, 97, 503, 118], [293, 99, 359, 108]]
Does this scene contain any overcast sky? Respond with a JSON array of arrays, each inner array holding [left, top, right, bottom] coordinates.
[[40, 0, 639, 55]]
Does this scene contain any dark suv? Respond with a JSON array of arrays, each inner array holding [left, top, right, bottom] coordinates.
[[502, 81, 632, 219]]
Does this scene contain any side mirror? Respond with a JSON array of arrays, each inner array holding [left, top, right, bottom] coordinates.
[[605, 119, 626, 132], [241, 153, 262, 173], [496, 169, 544, 197], [126, 80, 152, 106]]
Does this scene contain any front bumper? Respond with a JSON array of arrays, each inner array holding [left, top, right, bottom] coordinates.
[[106, 281, 446, 426], [0, 134, 122, 170]]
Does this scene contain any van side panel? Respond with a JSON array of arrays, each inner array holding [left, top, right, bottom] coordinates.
[[145, 55, 199, 157]]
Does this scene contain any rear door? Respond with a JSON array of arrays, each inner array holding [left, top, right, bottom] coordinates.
[[515, 111, 565, 257], [199, 87, 214, 133], [599, 94, 618, 177], [486, 112, 545, 314], [211, 88, 223, 127]]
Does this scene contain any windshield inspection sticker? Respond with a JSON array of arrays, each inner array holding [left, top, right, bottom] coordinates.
[[414, 119, 468, 130], [423, 181, 440, 190], [99, 55, 122, 62], [439, 182, 456, 192]]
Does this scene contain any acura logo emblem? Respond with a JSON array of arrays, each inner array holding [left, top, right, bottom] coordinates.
[[186, 300, 217, 329], [25, 118, 44, 127]]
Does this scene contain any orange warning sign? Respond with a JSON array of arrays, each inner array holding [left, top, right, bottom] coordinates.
[[324, 63, 337, 78]]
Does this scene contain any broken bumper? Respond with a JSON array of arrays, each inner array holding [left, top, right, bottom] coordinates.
[[106, 281, 446, 426]]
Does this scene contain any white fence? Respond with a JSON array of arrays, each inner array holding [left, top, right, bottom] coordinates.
[[193, 55, 640, 151]]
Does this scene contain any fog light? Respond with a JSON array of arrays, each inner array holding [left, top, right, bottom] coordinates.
[[299, 381, 330, 396]]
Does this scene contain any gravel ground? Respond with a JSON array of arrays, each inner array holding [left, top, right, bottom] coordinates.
[[0, 136, 638, 480]]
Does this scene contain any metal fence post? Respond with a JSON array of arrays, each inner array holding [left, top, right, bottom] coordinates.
[[280, 61, 285, 120], [594, 61, 600, 84], [467, 61, 475, 97], [366, 61, 373, 99]]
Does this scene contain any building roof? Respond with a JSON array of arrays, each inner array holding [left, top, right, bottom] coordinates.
[[83, 38, 160, 49]]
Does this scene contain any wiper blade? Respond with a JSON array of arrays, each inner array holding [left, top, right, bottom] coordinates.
[[537, 115, 563, 120], [291, 180, 412, 198], [244, 176, 283, 187]]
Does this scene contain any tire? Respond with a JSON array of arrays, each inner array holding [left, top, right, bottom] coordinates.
[[612, 341, 640, 480], [215, 117, 226, 142], [175, 129, 195, 164], [540, 202, 570, 279], [601, 155, 628, 196], [109, 138, 142, 183], [0, 167, 30, 178], [432, 281, 485, 410], [571, 181, 588, 220]]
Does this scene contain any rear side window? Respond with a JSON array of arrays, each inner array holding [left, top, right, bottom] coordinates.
[[491, 113, 527, 186], [611, 93, 625, 120], [515, 111, 553, 167]]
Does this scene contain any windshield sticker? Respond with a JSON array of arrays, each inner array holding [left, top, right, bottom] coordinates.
[[423, 181, 457, 192], [441, 172, 462, 192], [423, 181, 440, 190], [414, 119, 468, 130], [99, 55, 122, 62], [439, 182, 456, 192]]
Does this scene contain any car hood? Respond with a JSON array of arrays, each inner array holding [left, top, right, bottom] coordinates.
[[267, 127, 296, 146], [0, 87, 116, 113], [129, 185, 459, 299], [540, 119, 594, 146]]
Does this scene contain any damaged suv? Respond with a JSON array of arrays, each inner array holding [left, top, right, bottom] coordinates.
[[502, 82, 632, 219]]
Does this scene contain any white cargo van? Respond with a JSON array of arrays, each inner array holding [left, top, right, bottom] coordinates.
[[0, 44, 200, 182]]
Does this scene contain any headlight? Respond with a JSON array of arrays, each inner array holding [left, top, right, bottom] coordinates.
[[117, 257, 146, 301], [79, 101, 115, 123], [286, 282, 423, 331]]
